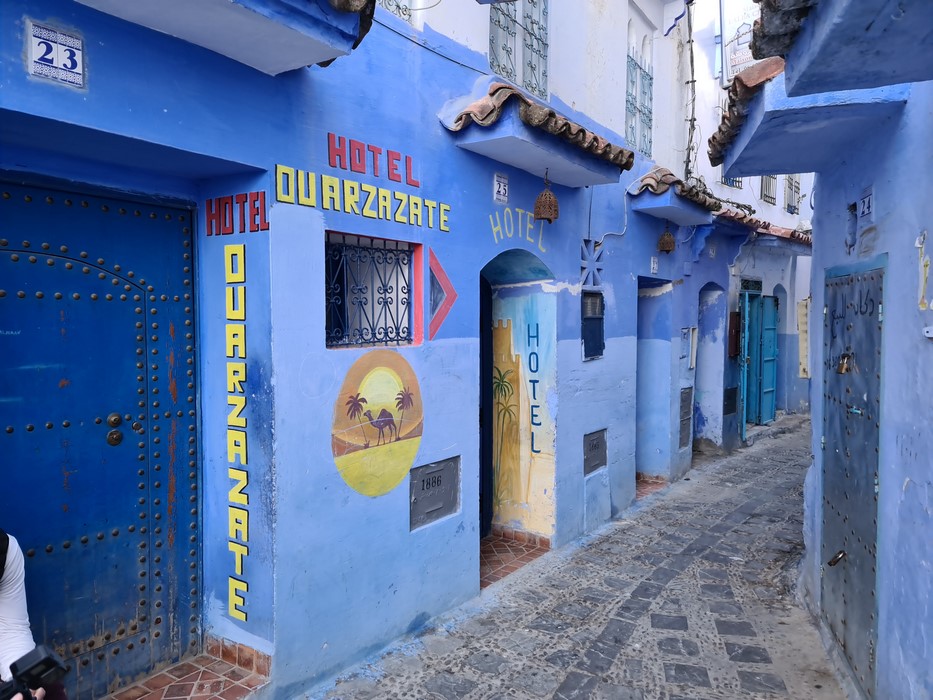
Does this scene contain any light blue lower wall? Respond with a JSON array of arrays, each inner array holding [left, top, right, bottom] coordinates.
[[554, 336, 637, 547]]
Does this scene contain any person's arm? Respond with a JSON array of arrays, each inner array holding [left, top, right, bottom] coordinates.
[[12, 691, 46, 700]]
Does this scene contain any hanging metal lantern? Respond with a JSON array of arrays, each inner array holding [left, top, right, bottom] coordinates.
[[534, 169, 559, 223], [658, 224, 675, 253]]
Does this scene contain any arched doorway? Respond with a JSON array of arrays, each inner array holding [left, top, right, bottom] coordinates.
[[479, 250, 555, 586]]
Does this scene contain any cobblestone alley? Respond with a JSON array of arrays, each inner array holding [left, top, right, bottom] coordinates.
[[314, 420, 845, 700]]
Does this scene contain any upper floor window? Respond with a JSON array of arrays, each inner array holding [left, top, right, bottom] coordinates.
[[626, 16, 653, 159], [489, 0, 549, 99], [785, 174, 801, 214], [761, 175, 777, 205], [325, 233, 414, 348], [721, 166, 742, 189]]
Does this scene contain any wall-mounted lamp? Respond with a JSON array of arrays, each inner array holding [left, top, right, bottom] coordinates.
[[657, 222, 675, 253], [534, 169, 559, 224]]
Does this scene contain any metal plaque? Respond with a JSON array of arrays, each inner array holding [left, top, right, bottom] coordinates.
[[723, 386, 738, 415], [679, 388, 693, 449], [410, 456, 460, 530], [583, 429, 607, 475]]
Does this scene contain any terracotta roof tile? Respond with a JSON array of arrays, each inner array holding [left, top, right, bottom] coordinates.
[[716, 207, 812, 245], [634, 166, 722, 212], [707, 56, 785, 167], [448, 82, 635, 172]]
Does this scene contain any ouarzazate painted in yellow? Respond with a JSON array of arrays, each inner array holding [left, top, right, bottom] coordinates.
[[332, 350, 423, 497]]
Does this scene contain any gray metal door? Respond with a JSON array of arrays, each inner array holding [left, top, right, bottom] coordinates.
[[821, 267, 882, 697]]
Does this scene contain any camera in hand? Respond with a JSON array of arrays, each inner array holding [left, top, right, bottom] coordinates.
[[0, 646, 67, 700]]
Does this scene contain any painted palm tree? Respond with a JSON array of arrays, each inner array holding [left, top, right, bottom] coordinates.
[[492, 366, 517, 506], [395, 386, 415, 441], [345, 392, 370, 447]]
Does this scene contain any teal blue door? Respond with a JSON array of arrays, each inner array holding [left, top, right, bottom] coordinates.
[[740, 291, 778, 433], [758, 296, 778, 424], [0, 181, 199, 699]]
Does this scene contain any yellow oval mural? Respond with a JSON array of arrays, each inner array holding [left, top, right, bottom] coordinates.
[[331, 350, 423, 497]]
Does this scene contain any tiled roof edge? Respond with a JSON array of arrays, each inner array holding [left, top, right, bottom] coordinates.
[[633, 166, 723, 212], [716, 207, 812, 246], [447, 82, 636, 172], [707, 56, 786, 167]]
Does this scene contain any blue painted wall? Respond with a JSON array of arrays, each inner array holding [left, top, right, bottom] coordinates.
[[801, 82, 933, 699], [0, 0, 808, 693]]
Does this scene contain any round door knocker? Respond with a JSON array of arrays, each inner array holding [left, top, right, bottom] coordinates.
[[107, 412, 123, 427], [106, 429, 124, 446]]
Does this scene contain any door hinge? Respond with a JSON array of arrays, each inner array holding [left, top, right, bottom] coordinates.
[[878, 303, 884, 322], [821, 436, 826, 450], [823, 305, 828, 317]]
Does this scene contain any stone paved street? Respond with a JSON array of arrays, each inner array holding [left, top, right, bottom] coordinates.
[[313, 421, 843, 700]]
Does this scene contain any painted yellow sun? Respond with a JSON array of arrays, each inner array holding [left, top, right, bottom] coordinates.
[[331, 350, 423, 497]]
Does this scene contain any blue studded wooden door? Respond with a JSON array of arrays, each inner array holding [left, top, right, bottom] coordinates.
[[821, 267, 882, 698], [0, 182, 198, 699]]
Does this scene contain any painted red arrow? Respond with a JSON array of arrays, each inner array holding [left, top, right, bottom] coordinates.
[[428, 248, 458, 340]]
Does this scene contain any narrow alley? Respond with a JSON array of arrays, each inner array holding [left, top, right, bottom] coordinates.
[[316, 421, 842, 700]]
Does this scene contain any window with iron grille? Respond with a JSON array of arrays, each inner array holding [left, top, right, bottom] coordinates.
[[489, 0, 548, 99], [785, 173, 800, 214], [325, 233, 413, 348], [626, 53, 653, 158], [721, 166, 742, 189], [761, 175, 777, 205], [582, 291, 605, 360], [377, 0, 411, 23]]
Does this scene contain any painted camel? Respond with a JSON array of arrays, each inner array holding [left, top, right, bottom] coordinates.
[[363, 408, 398, 446]]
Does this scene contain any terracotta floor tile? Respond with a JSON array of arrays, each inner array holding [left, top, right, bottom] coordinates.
[[216, 684, 251, 700], [240, 675, 267, 690], [206, 660, 235, 674], [163, 682, 195, 699], [143, 673, 176, 691], [112, 687, 151, 700], [167, 663, 201, 679]]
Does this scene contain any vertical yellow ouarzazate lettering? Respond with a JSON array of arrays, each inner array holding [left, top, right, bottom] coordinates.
[[226, 324, 245, 358], [226, 362, 246, 394], [227, 428, 248, 465], [225, 244, 245, 283], [228, 577, 247, 621], [228, 467, 249, 504], [227, 395, 247, 427], [224, 243, 250, 621], [225, 285, 245, 321]]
